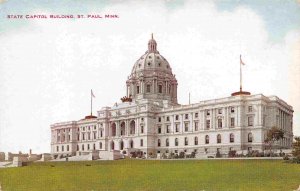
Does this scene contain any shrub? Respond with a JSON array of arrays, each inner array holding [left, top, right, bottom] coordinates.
[[179, 152, 185, 158], [283, 155, 289, 160], [190, 152, 196, 158], [228, 150, 236, 158]]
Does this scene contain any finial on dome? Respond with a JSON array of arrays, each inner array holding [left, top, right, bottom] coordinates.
[[148, 33, 157, 53]]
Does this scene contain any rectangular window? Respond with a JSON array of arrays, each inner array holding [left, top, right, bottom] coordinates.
[[137, 86, 140, 94], [230, 118, 235, 127], [248, 116, 253, 126], [218, 109, 222, 114], [195, 112, 198, 118], [206, 120, 210, 129], [206, 110, 210, 116], [158, 85, 163, 93], [175, 124, 179, 132], [185, 114, 189, 119], [158, 117, 161, 122], [194, 122, 198, 131], [248, 106, 253, 112], [184, 123, 189, 132], [231, 107, 235, 113], [141, 126, 144, 134], [166, 125, 170, 133], [140, 139, 143, 147], [218, 119, 222, 128], [166, 116, 170, 121], [175, 115, 179, 120], [146, 84, 151, 93], [93, 132, 96, 139], [100, 130, 103, 137], [158, 126, 161, 134]]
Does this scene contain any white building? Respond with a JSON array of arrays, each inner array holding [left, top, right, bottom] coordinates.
[[50, 35, 293, 158]]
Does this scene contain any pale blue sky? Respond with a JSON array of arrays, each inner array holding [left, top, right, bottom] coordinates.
[[1, 0, 300, 42]]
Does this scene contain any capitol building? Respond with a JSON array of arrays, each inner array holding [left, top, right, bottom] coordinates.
[[50, 35, 294, 159]]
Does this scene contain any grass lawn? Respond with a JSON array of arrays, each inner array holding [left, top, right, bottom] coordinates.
[[0, 159, 300, 191]]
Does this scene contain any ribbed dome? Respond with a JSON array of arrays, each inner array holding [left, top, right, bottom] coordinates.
[[131, 52, 173, 75], [125, 34, 178, 105], [130, 34, 174, 77]]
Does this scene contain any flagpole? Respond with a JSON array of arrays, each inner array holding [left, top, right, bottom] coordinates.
[[90, 89, 92, 116], [240, 55, 242, 92]]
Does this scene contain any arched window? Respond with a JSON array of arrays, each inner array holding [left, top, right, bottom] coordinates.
[[175, 138, 178, 146], [230, 133, 234, 143], [166, 138, 169, 147], [56, 146, 59, 152], [120, 122, 126, 136], [158, 139, 161, 147], [111, 123, 116, 136], [184, 137, 188, 146], [194, 137, 198, 145], [111, 141, 115, 150], [248, 133, 253, 143], [87, 144, 90, 150], [93, 144, 96, 150], [205, 135, 209, 144], [217, 134, 221, 144], [130, 120, 135, 135]]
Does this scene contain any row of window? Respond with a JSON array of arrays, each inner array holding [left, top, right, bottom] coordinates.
[[56, 132, 254, 152], [157, 133, 253, 147], [78, 125, 97, 132], [157, 116, 254, 133], [158, 119, 234, 133], [56, 142, 104, 152], [136, 84, 171, 94], [157, 106, 255, 123]]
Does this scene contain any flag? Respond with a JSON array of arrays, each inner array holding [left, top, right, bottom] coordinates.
[[91, 89, 95, 98], [240, 55, 245, 65]]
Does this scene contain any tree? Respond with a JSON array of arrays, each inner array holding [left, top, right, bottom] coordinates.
[[264, 126, 284, 154], [292, 136, 300, 159]]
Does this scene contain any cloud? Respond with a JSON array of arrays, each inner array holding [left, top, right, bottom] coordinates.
[[0, 0, 299, 153]]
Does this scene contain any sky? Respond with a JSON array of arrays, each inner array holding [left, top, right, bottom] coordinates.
[[0, 0, 299, 153]]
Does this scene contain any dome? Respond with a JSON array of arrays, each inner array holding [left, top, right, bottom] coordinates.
[[130, 34, 174, 78], [125, 34, 178, 105]]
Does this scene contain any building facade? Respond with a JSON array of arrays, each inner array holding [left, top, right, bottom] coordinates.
[[50, 35, 294, 158]]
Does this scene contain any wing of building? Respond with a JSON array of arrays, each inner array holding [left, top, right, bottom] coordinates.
[[50, 35, 294, 159]]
